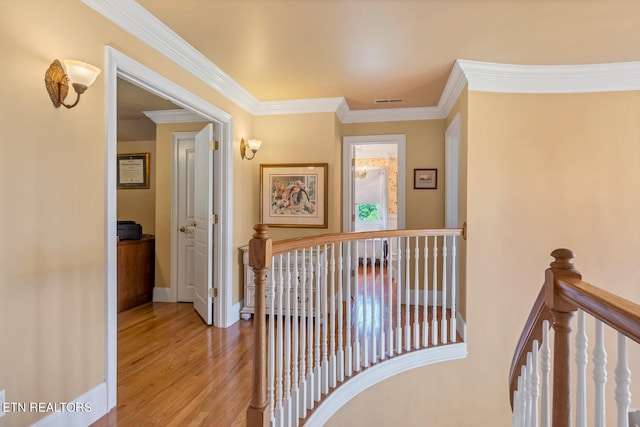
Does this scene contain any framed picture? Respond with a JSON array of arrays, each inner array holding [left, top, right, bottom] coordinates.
[[117, 153, 150, 189], [260, 163, 328, 228], [414, 168, 437, 189]]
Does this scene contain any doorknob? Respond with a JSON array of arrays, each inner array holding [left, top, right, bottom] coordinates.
[[179, 226, 187, 233]]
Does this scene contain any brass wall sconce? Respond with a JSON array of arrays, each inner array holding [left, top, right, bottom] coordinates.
[[240, 138, 263, 160], [44, 59, 101, 109]]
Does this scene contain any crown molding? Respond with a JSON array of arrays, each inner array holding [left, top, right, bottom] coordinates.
[[340, 106, 444, 123], [253, 97, 347, 116], [83, 0, 259, 113], [143, 109, 205, 124], [458, 59, 640, 94], [438, 60, 468, 117], [86, 0, 640, 124]]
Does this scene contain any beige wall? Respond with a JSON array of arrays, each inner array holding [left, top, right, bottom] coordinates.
[[117, 140, 156, 235], [0, 1, 255, 424], [342, 120, 447, 229], [329, 89, 640, 426], [253, 113, 342, 241]]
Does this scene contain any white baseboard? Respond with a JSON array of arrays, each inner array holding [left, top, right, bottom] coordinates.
[[30, 383, 107, 427], [227, 300, 242, 325], [152, 286, 176, 302]]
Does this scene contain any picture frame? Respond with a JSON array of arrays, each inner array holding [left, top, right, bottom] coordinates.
[[413, 168, 437, 189], [117, 153, 150, 189], [260, 163, 328, 228]]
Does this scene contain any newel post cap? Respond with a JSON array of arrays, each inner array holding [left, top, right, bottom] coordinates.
[[249, 223, 272, 269]]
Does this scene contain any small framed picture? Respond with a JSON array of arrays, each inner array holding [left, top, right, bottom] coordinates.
[[414, 168, 437, 189], [117, 153, 150, 189]]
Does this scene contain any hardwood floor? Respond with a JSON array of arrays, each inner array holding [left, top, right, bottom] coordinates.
[[91, 270, 458, 427], [91, 302, 254, 427]]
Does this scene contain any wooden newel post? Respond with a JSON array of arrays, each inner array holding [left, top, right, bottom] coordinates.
[[544, 248, 581, 427], [247, 224, 272, 427]]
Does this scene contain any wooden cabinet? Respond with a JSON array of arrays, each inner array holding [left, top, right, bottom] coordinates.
[[117, 236, 155, 312], [240, 245, 326, 319]]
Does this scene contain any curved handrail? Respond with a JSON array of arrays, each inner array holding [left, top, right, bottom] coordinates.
[[271, 228, 464, 256], [508, 285, 552, 407], [509, 248, 640, 410]]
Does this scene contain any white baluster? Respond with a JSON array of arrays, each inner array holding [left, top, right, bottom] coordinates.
[[365, 239, 377, 364], [354, 240, 361, 370], [314, 245, 322, 401], [449, 236, 457, 343], [422, 235, 429, 347], [337, 243, 345, 382], [512, 387, 520, 427], [379, 239, 386, 361], [530, 341, 540, 427], [329, 243, 337, 388], [291, 250, 300, 423], [593, 319, 607, 427], [521, 362, 531, 427], [441, 236, 448, 345], [615, 333, 631, 427], [404, 237, 411, 352], [395, 237, 402, 353], [540, 320, 551, 427], [575, 310, 588, 427], [268, 264, 276, 424], [431, 236, 439, 346], [275, 255, 284, 424], [299, 248, 307, 418], [321, 245, 329, 394], [413, 236, 420, 349], [518, 367, 527, 427], [284, 253, 292, 426], [345, 241, 353, 378], [387, 238, 394, 358], [371, 240, 378, 364], [306, 247, 315, 410], [363, 240, 369, 367]]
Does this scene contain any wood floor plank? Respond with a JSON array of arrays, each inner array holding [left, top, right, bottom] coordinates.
[[91, 302, 254, 427]]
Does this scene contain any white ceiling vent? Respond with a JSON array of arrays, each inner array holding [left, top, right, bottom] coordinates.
[[375, 98, 404, 104]]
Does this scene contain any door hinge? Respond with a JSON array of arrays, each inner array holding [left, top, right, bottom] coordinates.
[[209, 140, 218, 151], [351, 158, 356, 166], [209, 214, 218, 224], [209, 288, 218, 298]]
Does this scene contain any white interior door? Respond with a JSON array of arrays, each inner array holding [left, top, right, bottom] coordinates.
[[193, 124, 215, 324], [176, 134, 196, 302]]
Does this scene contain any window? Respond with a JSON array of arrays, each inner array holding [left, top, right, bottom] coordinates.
[[357, 203, 380, 221]]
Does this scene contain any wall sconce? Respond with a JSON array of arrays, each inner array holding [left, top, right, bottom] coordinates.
[[240, 138, 262, 160], [44, 59, 101, 109]]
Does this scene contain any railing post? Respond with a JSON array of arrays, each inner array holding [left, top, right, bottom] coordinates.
[[247, 224, 272, 427], [544, 248, 581, 427]]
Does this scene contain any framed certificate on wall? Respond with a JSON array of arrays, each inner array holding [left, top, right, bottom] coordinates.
[[117, 153, 150, 189]]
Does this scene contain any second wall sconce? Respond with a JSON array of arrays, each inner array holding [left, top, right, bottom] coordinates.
[[240, 138, 263, 160], [44, 59, 101, 109]]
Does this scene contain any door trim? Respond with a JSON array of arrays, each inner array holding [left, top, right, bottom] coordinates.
[[105, 46, 235, 410], [445, 113, 461, 228], [342, 134, 406, 232]]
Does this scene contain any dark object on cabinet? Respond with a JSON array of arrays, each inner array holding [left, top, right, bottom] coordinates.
[[117, 220, 142, 240], [117, 236, 154, 312]]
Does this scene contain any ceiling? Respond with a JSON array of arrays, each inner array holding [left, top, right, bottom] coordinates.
[[124, 0, 640, 112]]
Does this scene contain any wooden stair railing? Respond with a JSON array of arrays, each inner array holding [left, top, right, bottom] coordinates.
[[247, 224, 465, 427], [510, 249, 640, 427]]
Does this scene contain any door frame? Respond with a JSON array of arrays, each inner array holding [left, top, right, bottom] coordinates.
[[342, 134, 406, 232], [105, 46, 235, 410]]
